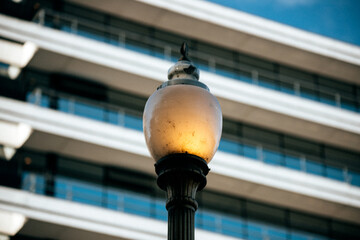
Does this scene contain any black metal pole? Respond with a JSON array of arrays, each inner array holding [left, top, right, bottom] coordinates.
[[155, 154, 209, 240]]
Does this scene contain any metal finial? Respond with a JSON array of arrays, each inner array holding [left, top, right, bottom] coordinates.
[[161, 42, 206, 90], [179, 42, 190, 61]]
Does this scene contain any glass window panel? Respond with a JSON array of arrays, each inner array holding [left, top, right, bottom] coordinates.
[[280, 82, 296, 95], [196, 63, 212, 73], [222, 228, 244, 238], [235, 70, 252, 83], [109, 17, 149, 35], [289, 212, 328, 235], [71, 187, 103, 207], [55, 177, 103, 207], [105, 188, 131, 211], [341, 99, 358, 112], [57, 158, 103, 183], [247, 202, 285, 226], [325, 166, 344, 182], [284, 137, 321, 156], [54, 180, 67, 199], [285, 155, 302, 171], [324, 147, 359, 170], [40, 95, 50, 107], [244, 144, 258, 160], [290, 231, 310, 240], [239, 53, 275, 71], [318, 76, 354, 96], [124, 194, 152, 217], [21, 172, 45, 195], [300, 87, 318, 101], [219, 138, 242, 155], [222, 119, 239, 135], [153, 29, 184, 46], [349, 171, 360, 187], [319, 92, 337, 106], [279, 66, 315, 84], [107, 89, 146, 113], [60, 25, 72, 33], [154, 199, 167, 221], [125, 39, 151, 55], [331, 220, 360, 239], [197, 42, 233, 60], [258, 75, 280, 90], [107, 33, 121, 46], [267, 226, 287, 240], [124, 113, 143, 131], [247, 221, 264, 240], [201, 191, 243, 214], [74, 101, 104, 121], [107, 109, 119, 125], [305, 160, 324, 176], [197, 212, 219, 232], [263, 149, 284, 166], [215, 65, 236, 79], [58, 98, 70, 112], [152, 45, 167, 60], [104, 190, 120, 210], [222, 216, 244, 238], [222, 216, 244, 228], [243, 126, 280, 146], [63, 4, 105, 22], [77, 26, 106, 43], [26, 92, 36, 104]]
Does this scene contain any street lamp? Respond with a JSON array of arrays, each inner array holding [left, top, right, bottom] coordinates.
[[143, 43, 222, 240]]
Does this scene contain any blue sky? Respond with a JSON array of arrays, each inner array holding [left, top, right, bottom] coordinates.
[[207, 0, 360, 46]]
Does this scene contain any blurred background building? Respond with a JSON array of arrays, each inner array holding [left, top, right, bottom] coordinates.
[[0, 0, 360, 239]]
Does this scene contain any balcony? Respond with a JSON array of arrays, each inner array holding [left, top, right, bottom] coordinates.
[[0, 96, 359, 225], [0, 186, 235, 240], [24, 88, 360, 188], [28, 9, 359, 113], [0, 14, 359, 152]]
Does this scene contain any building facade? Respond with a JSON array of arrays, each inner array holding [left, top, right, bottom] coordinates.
[[0, 0, 360, 239]]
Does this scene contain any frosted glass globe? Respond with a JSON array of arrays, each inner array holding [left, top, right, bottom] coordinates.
[[143, 84, 222, 163]]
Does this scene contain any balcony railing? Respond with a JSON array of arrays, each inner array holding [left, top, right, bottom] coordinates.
[[30, 8, 360, 113], [26, 88, 360, 188], [21, 171, 329, 240]]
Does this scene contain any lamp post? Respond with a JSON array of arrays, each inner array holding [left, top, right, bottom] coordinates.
[[143, 43, 222, 240]]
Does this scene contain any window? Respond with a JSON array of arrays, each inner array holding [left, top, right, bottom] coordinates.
[[57, 158, 103, 184], [246, 202, 286, 226], [243, 126, 280, 147], [284, 136, 321, 156], [290, 212, 328, 236]]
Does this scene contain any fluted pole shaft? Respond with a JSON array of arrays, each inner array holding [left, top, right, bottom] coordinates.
[[167, 203, 196, 240]]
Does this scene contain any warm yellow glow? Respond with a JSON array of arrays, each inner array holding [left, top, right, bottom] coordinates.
[[143, 85, 222, 163]]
